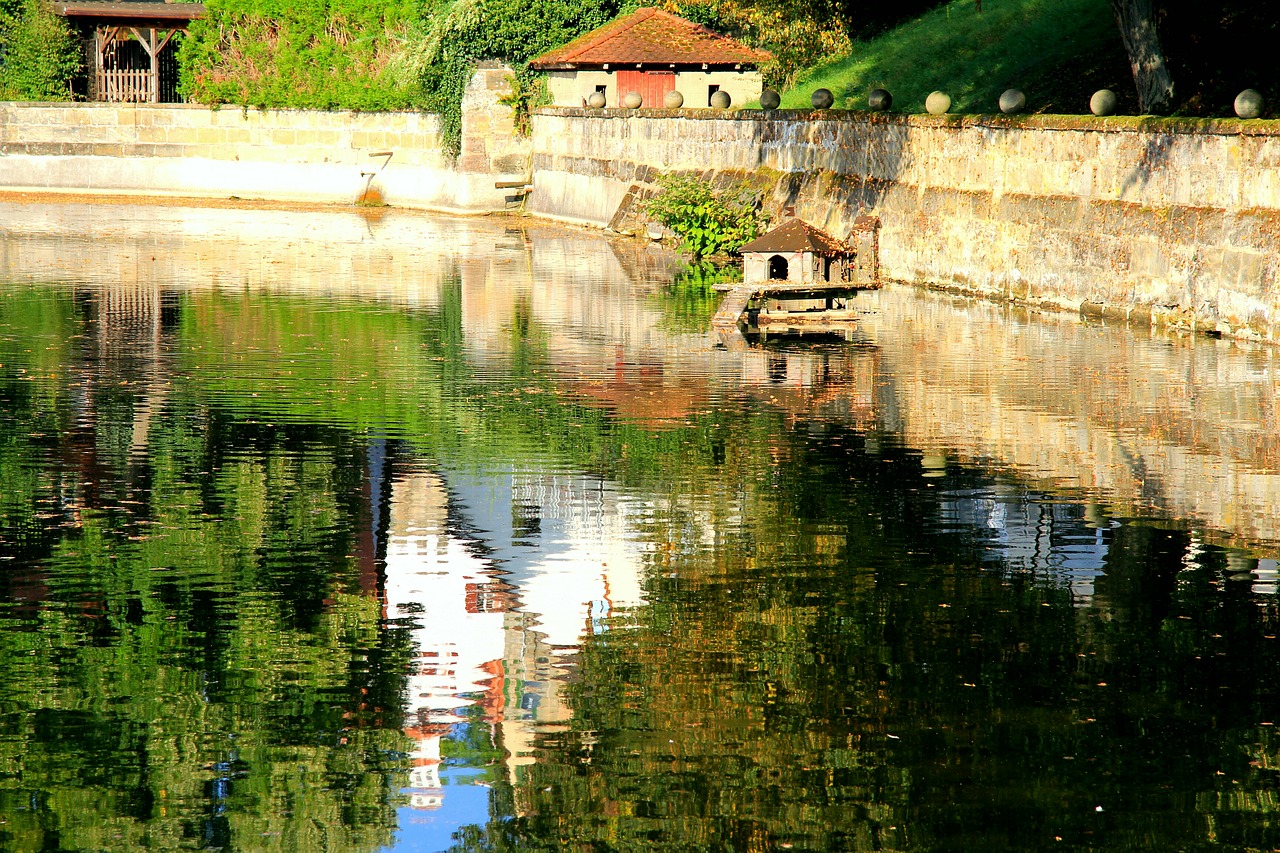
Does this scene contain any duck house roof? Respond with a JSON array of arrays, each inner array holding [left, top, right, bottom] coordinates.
[[738, 219, 852, 256]]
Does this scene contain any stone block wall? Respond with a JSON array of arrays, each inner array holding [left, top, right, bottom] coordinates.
[[529, 108, 1280, 341], [0, 68, 532, 211]]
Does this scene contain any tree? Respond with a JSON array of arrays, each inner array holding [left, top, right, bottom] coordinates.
[[1109, 0, 1174, 113]]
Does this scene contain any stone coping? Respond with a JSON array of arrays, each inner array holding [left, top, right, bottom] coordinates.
[[0, 101, 435, 117], [537, 106, 1280, 137]]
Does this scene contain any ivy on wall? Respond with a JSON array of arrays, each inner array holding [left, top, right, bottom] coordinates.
[[0, 0, 81, 100], [405, 0, 636, 158]]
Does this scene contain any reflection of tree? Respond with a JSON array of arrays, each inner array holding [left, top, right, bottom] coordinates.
[[4, 277, 1280, 852], [0, 288, 415, 852], [451, 427, 1280, 852]]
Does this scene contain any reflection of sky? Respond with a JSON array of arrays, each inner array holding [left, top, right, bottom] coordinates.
[[383, 770, 491, 853], [940, 486, 1109, 602]]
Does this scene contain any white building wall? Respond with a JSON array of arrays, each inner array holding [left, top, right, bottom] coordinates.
[[545, 68, 764, 108]]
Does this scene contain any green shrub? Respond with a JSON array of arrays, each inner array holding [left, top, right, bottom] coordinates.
[[177, 0, 425, 110], [643, 175, 769, 259], [0, 0, 81, 101]]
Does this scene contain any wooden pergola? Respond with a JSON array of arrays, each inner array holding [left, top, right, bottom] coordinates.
[[52, 1, 205, 103]]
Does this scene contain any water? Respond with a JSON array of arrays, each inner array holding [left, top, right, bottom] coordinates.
[[0, 200, 1278, 852]]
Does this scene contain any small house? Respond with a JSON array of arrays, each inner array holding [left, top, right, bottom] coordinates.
[[529, 8, 771, 109], [738, 219, 854, 287]]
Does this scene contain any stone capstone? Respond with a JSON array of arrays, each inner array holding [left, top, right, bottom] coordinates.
[[999, 89, 1026, 115], [710, 90, 732, 109], [587, 91, 606, 109], [623, 92, 643, 109], [664, 90, 684, 109], [925, 91, 951, 115], [868, 89, 892, 111], [760, 89, 781, 110], [1235, 89, 1264, 119], [811, 89, 834, 110], [1090, 89, 1118, 117]]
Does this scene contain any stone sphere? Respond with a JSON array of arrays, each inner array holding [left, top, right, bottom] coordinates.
[[663, 89, 684, 109], [760, 89, 781, 110], [1235, 88, 1264, 119], [925, 91, 951, 115], [811, 88, 834, 110], [622, 91, 643, 109], [586, 91, 606, 109], [999, 88, 1026, 114], [1090, 89, 1118, 116], [868, 88, 893, 111], [710, 90, 732, 109]]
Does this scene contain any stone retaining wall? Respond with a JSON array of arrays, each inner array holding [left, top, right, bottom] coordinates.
[[0, 66, 530, 212], [529, 108, 1280, 341]]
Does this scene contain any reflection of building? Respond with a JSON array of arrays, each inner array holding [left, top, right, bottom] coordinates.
[[381, 463, 650, 811], [383, 471, 510, 811]]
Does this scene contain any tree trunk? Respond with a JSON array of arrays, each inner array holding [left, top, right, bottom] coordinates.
[[1109, 0, 1174, 113]]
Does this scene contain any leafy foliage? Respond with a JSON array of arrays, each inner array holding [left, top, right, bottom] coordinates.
[[405, 0, 636, 157], [177, 0, 426, 109], [642, 175, 769, 259], [0, 0, 81, 100]]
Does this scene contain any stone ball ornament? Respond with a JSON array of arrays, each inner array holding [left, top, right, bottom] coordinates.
[[622, 91, 643, 109], [760, 89, 781, 110], [868, 88, 892, 111], [586, 91, 606, 109], [925, 91, 951, 115], [663, 89, 684, 109], [999, 88, 1026, 114], [710, 90, 732, 109], [811, 88, 834, 109], [1235, 88, 1264, 119], [1090, 89, 1118, 116]]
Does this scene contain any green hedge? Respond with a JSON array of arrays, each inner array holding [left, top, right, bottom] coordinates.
[[177, 0, 426, 110], [0, 0, 81, 100]]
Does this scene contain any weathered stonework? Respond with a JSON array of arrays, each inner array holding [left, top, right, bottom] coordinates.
[[529, 108, 1280, 342], [0, 68, 532, 212]]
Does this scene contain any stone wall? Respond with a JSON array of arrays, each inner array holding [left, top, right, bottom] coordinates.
[[0, 68, 531, 212], [528, 108, 1280, 342]]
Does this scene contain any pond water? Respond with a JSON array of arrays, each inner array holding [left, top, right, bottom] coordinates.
[[1, 201, 1279, 852]]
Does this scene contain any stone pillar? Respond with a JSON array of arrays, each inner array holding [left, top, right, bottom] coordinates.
[[459, 62, 532, 179], [849, 215, 881, 286]]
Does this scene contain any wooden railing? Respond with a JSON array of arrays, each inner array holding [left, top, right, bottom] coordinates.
[[96, 69, 154, 103]]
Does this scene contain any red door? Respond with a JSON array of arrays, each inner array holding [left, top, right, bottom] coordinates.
[[616, 70, 675, 108]]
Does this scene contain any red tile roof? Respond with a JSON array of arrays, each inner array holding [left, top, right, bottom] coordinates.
[[738, 219, 852, 256], [529, 8, 772, 70]]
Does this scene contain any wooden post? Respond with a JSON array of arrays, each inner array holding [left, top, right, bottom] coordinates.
[[149, 28, 158, 103], [127, 26, 175, 103]]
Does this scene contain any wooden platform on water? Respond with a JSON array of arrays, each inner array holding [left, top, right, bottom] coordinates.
[[713, 280, 878, 336]]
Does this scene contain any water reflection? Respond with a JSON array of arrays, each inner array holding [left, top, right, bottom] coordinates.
[[0, 201, 1278, 851]]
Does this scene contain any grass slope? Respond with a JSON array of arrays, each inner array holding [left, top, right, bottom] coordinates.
[[780, 0, 1135, 116]]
